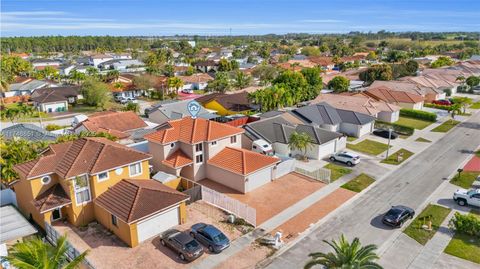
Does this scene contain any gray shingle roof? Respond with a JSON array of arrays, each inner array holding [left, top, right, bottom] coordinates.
[[292, 102, 375, 125], [148, 99, 215, 120], [1, 124, 58, 141]]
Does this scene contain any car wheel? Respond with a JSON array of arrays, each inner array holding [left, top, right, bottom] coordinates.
[[160, 239, 166, 246], [330, 157, 335, 162], [347, 161, 353, 166], [457, 199, 467, 206], [208, 245, 215, 253], [179, 253, 186, 261]]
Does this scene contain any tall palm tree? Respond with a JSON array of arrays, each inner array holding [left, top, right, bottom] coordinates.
[[6, 235, 89, 269], [167, 77, 184, 94], [288, 131, 313, 161], [305, 235, 382, 269], [233, 71, 252, 90]]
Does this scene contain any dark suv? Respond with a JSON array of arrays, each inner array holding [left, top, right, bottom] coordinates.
[[190, 223, 230, 253], [382, 205, 415, 227], [160, 229, 204, 262]]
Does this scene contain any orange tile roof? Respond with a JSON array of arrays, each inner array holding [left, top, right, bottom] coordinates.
[[14, 137, 151, 180], [162, 149, 193, 168], [145, 117, 244, 145], [207, 147, 279, 175], [366, 87, 424, 104], [75, 111, 147, 139]]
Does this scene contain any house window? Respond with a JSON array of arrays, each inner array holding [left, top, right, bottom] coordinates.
[[195, 154, 203, 164], [129, 162, 142, 177], [41, 176, 51, 185], [111, 214, 118, 227], [211, 141, 217, 146], [97, 171, 109, 182], [195, 143, 203, 152], [74, 175, 91, 205], [170, 143, 175, 148], [231, 136, 237, 144]]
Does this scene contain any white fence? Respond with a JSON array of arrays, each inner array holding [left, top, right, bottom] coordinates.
[[201, 186, 257, 227], [275, 159, 296, 178], [294, 167, 331, 184]]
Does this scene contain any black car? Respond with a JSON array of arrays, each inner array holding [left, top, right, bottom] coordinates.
[[373, 129, 398, 139], [190, 223, 230, 253], [382, 205, 415, 227], [160, 229, 204, 262]]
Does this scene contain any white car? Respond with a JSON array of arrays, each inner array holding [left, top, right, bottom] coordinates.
[[182, 89, 194, 94], [453, 188, 480, 207], [472, 175, 480, 189], [329, 151, 360, 166]]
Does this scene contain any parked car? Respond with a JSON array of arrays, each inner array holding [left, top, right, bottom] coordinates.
[[182, 88, 194, 94], [432, 99, 452, 106], [473, 175, 480, 189], [160, 229, 204, 262], [453, 188, 480, 207], [372, 129, 398, 139], [382, 205, 415, 227], [190, 223, 230, 253], [329, 151, 360, 166]]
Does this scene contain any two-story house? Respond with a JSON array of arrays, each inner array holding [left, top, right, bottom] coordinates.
[[13, 137, 188, 247], [145, 117, 280, 193]]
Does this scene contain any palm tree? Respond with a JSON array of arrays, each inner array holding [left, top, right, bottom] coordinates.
[[233, 71, 252, 90], [167, 77, 184, 94], [288, 131, 313, 161], [106, 70, 120, 82], [305, 235, 382, 269], [6, 235, 89, 269]]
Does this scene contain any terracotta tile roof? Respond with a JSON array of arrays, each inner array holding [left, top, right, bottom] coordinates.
[[178, 73, 213, 84], [74, 111, 147, 139], [311, 94, 400, 115], [308, 56, 334, 66], [95, 179, 189, 223], [365, 87, 424, 104], [32, 184, 71, 213], [207, 147, 279, 175], [162, 149, 193, 168], [14, 137, 151, 180], [108, 82, 136, 93], [145, 117, 244, 144]]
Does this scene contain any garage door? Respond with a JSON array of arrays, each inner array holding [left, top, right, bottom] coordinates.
[[247, 168, 272, 192], [137, 206, 179, 243], [318, 140, 336, 159]]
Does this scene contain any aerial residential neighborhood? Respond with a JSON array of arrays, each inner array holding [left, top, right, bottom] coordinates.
[[1, 1, 480, 269]]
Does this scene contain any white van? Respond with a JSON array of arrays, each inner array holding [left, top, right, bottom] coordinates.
[[251, 139, 274, 156]]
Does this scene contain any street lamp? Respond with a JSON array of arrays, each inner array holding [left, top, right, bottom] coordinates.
[[385, 128, 393, 159]]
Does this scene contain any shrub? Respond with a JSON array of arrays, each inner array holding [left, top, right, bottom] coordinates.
[[424, 103, 454, 111], [400, 109, 437, 122], [444, 88, 452, 97], [375, 121, 414, 136], [45, 124, 63, 131], [449, 212, 480, 238]]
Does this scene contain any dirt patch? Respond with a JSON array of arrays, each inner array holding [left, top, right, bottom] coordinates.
[[214, 242, 272, 269]]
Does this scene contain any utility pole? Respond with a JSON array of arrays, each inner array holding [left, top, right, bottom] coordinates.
[[37, 106, 43, 128], [385, 128, 392, 159]]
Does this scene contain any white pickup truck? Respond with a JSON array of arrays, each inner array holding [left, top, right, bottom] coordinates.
[[453, 188, 480, 207]]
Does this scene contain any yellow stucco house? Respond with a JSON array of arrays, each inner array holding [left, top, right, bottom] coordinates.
[[14, 137, 188, 247], [195, 91, 254, 116]]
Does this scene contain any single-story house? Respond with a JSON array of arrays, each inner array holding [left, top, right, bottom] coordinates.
[[146, 99, 217, 125], [194, 60, 218, 73], [178, 73, 214, 91], [31, 86, 82, 113], [292, 102, 375, 138], [370, 80, 444, 102], [244, 115, 346, 159], [195, 91, 256, 116], [1, 123, 58, 141], [94, 179, 189, 247], [4, 79, 55, 98], [364, 86, 425, 110]]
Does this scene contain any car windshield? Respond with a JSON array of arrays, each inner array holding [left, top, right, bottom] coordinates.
[[185, 240, 200, 251], [212, 233, 227, 243], [386, 208, 402, 218]]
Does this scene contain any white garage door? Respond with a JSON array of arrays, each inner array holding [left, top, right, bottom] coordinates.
[[137, 206, 180, 243], [247, 168, 272, 192], [318, 140, 336, 159]]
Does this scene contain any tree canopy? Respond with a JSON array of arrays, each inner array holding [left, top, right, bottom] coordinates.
[[327, 76, 350, 93], [80, 78, 111, 109]]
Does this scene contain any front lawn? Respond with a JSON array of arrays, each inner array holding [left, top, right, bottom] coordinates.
[[403, 204, 452, 245], [431, 119, 460, 132], [444, 233, 480, 264], [450, 172, 480, 189], [396, 116, 433, 130], [415, 137, 431, 143], [381, 149, 414, 165], [470, 101, 480, 109], [346, 139, 390, 156], [323, 163, 352, 181], [341, 173, 375, 192], [347, 136, 357, 142]]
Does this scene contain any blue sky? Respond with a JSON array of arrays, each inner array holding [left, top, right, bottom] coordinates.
[[2, 0, 479, 36]]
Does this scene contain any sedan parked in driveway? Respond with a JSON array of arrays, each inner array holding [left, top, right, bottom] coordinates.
[[160, 229, 204, 262], [373, 129, 398, 140], [190, 223, 230, 253], [329, 151, 360, 166], [382, 205, 415, 228]]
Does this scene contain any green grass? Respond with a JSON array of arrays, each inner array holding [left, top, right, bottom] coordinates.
[[470, 102, 480, 109], [431, 119, 460, 132], [69, 105, 100, 113], [450, 172, 480, 189], [341, 173, 375, 192], [381, 149, 414, 165], [324, 163, 352, 181], [415, 137, 431, 143], [396, 116, 434, 130], [347, 136, 357, 142], [444, 212, 480, 265], [346, 139, 390, 156], [404, 204, 452, 245]]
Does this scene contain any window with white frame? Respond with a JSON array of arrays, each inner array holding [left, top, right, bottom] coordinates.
[[211, 141, 217, 146], [74, 175, 91, 205], [97, 171, 109, 182], [231, 135, 237, 144], [170, 143, 175, 148], [195, 154, 203, 164], [41, 176, 51, 185], [195, 143, 203, 152], [129, 162, 142, 176]]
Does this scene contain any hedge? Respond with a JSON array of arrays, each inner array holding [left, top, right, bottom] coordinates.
[[375, 120, 414, 136], [449, 212, 480, 238], [400, 108, 437, 122], [424, 103, 453, 111]]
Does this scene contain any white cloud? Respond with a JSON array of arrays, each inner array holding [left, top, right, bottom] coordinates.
[[298, 19, 345, 23]]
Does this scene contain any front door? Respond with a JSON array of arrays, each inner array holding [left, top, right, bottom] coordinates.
[[51, 208, 62, 221]]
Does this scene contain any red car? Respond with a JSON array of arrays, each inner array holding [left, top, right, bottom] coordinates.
[[432, 99, 452, 106]]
